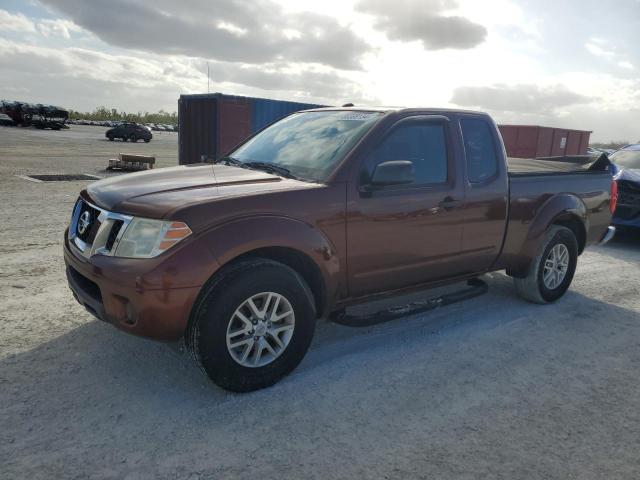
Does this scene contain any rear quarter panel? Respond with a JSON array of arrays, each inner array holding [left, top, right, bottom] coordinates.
[[499, 173, 612, 274]]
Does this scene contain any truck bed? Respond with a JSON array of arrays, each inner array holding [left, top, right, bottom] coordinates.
[[507, 154, 610, 176]]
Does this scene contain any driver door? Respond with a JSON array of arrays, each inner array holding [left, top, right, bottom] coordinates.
[[346, 116, 467, 297]]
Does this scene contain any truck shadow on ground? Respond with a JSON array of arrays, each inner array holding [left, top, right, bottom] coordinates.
[[3, 269, 640, 476], [1, 271, 637, 411]]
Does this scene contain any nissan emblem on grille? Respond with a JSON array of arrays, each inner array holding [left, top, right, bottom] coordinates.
[[77, 210, 91, 235]]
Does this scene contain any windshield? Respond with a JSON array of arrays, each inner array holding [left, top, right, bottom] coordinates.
[[610, 150, 640, 169], [229, 110, 383, 182]]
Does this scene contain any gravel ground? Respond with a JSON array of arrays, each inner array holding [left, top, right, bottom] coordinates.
[[1, 125, 640, 479]]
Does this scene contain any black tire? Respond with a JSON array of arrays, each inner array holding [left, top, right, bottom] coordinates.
[[144, 138, 151, 143], [188, 259, 316, 392], [129, 134, 137, 142], [514, 225, 578, 304], [121, 136, 127, 142], [107, 134, 114, 141]]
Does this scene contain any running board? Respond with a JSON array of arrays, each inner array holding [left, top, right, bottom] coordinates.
[[331, 278, 488, 328]]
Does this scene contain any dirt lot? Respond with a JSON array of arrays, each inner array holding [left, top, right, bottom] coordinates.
[[1, 124, 640, 479]]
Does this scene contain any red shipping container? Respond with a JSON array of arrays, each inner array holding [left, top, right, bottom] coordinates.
[[498, 125, 591, 158], [216, 96, 251, 158]]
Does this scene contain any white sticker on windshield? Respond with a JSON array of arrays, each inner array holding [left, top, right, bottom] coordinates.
[[339, 112, 378, 121]]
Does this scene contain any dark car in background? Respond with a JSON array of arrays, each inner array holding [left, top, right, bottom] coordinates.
[[610, 144, 640, 229], [105, 122, 153, 142]]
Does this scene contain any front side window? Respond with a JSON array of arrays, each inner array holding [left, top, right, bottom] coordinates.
[[364, 122, 448, 186], [230, 111, 383, 182], [461, 118, 499, 183]]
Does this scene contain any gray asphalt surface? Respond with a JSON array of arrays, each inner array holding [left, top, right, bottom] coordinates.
[[1, 125, 639, 479]]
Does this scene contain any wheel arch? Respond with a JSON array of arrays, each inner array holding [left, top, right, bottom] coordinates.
[[227, 246, 327, 318], [508, 193, 587, 277], [551, 213, 587, 254], [189, 215, 340, 324], [184, 245, 328, 351]]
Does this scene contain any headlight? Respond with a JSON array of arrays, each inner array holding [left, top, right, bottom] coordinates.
[[114, 218, 192, 258]]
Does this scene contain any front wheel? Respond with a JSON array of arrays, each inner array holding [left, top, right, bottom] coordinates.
[[129, 134, 137, 142], [143, 138, 150, 143], [514, 225, 578, 304], [188, 259, 316, 392]]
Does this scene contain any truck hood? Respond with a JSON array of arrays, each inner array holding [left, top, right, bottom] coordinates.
[[85, 163, 305, 217]]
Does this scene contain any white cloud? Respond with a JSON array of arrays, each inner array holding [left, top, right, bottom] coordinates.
[[1, 0, 639, 143], [355, 0, 487, 50], [36, 18, 84, 39], [585, 41, 615, 58], [0, 9, 37, 33], [585, 37, 636, 72], [0, 38, 372, 112], [451, 84, 591, 114], [38, 0, 371, 70]]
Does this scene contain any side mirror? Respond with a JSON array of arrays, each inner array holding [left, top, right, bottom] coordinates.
[[370, 160, 414, 187]]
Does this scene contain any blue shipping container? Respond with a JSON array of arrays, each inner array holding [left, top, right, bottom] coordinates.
[[251, 98, 324, 132]]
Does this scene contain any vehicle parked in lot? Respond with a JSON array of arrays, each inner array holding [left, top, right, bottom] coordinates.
[[610, 144, 640, 229], [105, 122, 153, 142], [64, 107, 616, 392], [0, 113, 16, 126]]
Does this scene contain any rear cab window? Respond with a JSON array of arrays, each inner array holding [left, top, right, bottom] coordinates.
[[460, 117, 499, 183]]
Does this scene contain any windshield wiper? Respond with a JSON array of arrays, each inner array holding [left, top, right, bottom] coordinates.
[[215, 155, 247, 168], [243, 161, 299, 180]]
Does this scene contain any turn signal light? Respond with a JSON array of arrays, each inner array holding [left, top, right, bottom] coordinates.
[[158, 222, 192, 250]]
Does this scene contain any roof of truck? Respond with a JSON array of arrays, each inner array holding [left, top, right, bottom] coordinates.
[[306, 106, 489, 116]]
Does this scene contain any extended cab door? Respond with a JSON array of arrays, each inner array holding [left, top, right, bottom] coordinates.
[[456, 115, 509, 272], [346, 115, 467, 297]]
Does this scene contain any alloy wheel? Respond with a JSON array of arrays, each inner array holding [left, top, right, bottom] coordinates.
[[225, 292, 295, 368], [543, 243, 569, 290]]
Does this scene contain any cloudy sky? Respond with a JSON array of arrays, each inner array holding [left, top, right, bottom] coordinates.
[[0, 0, 638, 141]]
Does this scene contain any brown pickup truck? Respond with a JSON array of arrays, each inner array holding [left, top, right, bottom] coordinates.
[[64, 107, 617, 392]]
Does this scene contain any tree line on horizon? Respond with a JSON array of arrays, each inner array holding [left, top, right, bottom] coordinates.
[[68, 106, 178, 125]]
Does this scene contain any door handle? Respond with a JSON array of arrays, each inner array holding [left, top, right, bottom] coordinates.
[[438, 196, 462, 211]]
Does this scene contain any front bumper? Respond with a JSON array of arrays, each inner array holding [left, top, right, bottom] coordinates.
[[598, 226, 616, 245], [63, 230, 204, 341], [612, 214, 640, 229]]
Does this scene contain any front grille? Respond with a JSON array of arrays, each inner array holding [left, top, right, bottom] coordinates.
[[105, 220, 124, 251], [76, 201, 101, 243], [69, 198, 133, 258]]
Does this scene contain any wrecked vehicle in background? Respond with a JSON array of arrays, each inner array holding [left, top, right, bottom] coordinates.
[[610, 144, 640, 230], [0, 100, 69, 130]]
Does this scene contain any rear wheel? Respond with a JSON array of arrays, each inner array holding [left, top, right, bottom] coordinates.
[[129, 134, 137, 142], [144, 138, 151, 143], [107, 134, 114, 141], [121, 135, 127, 142], [188, 259, 316, 392], [514, 225, 578, 304]]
